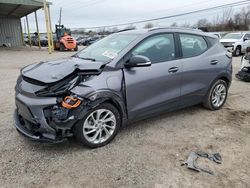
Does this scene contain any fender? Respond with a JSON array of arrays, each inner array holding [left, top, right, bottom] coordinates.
[[73, 89, 128, 126], [205, 70, 232, 98]]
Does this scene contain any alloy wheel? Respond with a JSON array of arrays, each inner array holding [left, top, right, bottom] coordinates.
[[83, 109, 116, 144], [211, 84, 227, 108]]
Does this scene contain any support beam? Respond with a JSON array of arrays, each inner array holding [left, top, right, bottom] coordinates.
[[26, 15, 31, 47], [47, 5, 54, 51], [43, 0, 52, 54], [20, 19, 25, 46], [7, 4, 21, 16], [34, 11, 41, 49]]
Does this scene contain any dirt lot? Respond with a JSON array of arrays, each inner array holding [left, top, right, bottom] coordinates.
[[0, 46, 249, 188]]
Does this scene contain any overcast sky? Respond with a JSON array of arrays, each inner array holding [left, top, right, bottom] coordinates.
[[22, 0, 248, 32]]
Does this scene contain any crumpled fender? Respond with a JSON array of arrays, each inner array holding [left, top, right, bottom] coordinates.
[[71, 87, 128, 126]]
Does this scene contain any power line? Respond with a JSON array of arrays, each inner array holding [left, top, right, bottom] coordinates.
[[76, 0, 250, 30]]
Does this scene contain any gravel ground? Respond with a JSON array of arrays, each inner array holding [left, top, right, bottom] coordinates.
[[0, 46, 249, 188]]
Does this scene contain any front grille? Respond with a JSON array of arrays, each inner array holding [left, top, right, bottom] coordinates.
[[221, 42, 233, 47]]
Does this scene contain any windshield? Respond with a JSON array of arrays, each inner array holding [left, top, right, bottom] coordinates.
[[76, 33, 139, 62], [222, 33, 243, 40]]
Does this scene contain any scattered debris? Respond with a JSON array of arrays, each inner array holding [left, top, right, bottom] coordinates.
[[182, 151, 222, 175]]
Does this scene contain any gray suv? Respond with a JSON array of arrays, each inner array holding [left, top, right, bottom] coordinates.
[[14, 28, 232, 148]]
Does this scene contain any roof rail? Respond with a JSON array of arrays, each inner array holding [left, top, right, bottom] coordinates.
[[149, 27, 203, 32], [116, 28, 135, 33]]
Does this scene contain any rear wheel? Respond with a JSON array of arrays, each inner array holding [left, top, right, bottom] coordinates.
[[74, 103, 120, 148], [59, 43, 65, 51], [203, 80, 228, 110]]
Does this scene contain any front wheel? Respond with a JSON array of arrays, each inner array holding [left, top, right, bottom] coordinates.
[[203, 80, 228, 110], [59, 43, 65, 51], [74, 45, 78, 51], [74, 103, 121, 148]]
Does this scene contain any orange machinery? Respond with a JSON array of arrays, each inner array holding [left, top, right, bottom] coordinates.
[[54, 24, 78, 51]]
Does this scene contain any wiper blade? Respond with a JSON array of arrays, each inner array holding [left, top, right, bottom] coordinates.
[[74, 55, 96, 62]]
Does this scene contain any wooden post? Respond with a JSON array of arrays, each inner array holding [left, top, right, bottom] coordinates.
[[26, 15, 31, 47], [47, 5, 54, 51], [43, 0, 52, 54], [20, 20, 25, 46], [34, 11, 41, 49]]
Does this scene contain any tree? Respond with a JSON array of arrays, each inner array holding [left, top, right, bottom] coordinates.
[[241, 5, 250, 25], [221, 8, 233, 24], [144, 22, 154, 29], [196, 18, 211, 28]]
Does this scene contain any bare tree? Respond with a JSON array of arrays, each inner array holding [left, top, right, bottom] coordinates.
[[196, 19, 211, 28], [221, 7, 233, 24], [241, 5, 250, 25]]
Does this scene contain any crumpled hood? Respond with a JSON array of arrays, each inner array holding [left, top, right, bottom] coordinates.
[[21, 57, 106, 84]]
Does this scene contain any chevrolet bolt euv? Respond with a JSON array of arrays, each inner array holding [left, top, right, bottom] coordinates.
[[14, 28, 232, 148]]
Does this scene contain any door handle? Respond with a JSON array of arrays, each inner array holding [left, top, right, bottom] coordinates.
[[210, 60, 219, 65], [168, 67, 179, 73]]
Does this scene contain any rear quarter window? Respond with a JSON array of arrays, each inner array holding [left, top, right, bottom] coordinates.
[[180, 34, 208, 58]]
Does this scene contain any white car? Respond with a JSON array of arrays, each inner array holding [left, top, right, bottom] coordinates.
[[220, 32, 250, 56], [208, 32, 227, 39]]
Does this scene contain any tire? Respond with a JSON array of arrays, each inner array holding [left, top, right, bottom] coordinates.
[[203, 79, 228, 110], [74, 103, 121, 148], [74, 45, 78, 51], [59, 43, 65, 51], [233, 46, 241, 57]]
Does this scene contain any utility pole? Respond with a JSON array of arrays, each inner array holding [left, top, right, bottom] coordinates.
[[59, 7, 62, 25]]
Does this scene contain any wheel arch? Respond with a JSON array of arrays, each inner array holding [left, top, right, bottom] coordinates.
[[205, 73, 231, 98], [84, 91, 128, 126]]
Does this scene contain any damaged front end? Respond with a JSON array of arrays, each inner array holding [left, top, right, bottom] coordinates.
[[236, 51, 250, 82], [14, 58, 107, 142]]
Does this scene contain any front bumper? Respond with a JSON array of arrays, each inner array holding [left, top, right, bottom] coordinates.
[[14, 93, 67, 143], [14, 110, 66, 143]]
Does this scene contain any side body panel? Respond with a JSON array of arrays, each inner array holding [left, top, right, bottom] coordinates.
[[124, 60, 182, 120], [179, 40, 232, 108]]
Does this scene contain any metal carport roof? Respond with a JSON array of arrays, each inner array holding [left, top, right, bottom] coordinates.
[[0, 0, 51, 18]]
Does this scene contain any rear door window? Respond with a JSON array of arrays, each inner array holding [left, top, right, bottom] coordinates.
[[179, 34, 208, 58]]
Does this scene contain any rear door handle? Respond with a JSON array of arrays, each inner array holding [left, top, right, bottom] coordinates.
[[168, 67, 179, 73], [210, 60, 219, 65]]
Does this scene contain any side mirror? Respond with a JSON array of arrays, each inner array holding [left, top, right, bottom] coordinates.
[[244, 38, 250, 42], [125, 55, 151, 68]]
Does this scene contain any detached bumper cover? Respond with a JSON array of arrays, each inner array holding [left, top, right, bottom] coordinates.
[[14, 93, 67, 143], [14, 110, 66, 143]]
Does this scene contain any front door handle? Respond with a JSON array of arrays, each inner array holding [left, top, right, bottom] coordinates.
[[168, 67, 179, 73], [210, 60, 219, 65]]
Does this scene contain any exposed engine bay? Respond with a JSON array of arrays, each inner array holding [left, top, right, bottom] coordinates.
[[14, 57, 125, 142]]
